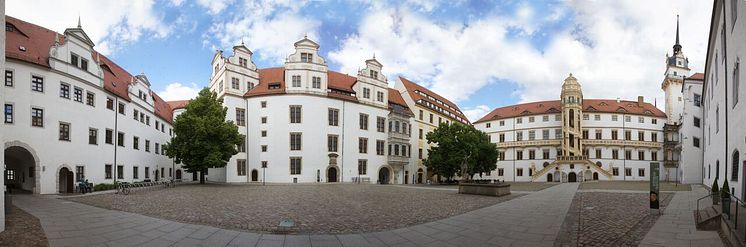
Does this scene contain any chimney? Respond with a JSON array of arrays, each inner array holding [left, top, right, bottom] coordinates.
[[637, 96, 644, 107]]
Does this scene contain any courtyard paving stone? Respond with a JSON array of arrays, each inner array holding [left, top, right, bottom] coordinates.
[[12, 183, 579, 246]]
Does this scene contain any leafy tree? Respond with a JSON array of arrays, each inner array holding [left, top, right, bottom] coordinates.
[[164, 88, 244, 184], [423, 122, 498, 182]]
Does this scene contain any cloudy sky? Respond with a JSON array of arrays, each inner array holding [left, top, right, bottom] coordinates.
[[7, 0, 713, 121]]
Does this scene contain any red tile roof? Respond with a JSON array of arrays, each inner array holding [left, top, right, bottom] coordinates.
[[5, 16, 177, 123], [388, 88, 412, 114], [398, 76, 469, 123], [687, 73, 705, 81], [474, 99, 667, 123], [167, 100, 190, 110], [244, 67, 286, 97]]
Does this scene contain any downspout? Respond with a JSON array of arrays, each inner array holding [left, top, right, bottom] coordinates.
[[113, 97, 118, 183], [722, 0, 730, 186], [246, 97, 249, 183], [341, 101, 345, 182], [623, 113, 626, 181], [513, 118, 516, 182]]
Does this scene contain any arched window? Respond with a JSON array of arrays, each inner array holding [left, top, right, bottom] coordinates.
[[732, 150, 740, 181], [543, 162, 550, 168], [569, 109, 575, 128]]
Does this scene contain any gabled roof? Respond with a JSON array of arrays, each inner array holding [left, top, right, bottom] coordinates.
[[687, 72, 705, 81], [167, 100, 190, 110], [474, 99, 667, 123], [244, 67, 286, 97], [293, 36, 320, 49], [388, 88, 412, 114], [5, 15, 177, 123], [398, 76, 469, 123]]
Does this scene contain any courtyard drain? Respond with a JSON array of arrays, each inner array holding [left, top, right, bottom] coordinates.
[[276, 219, 295, 233]]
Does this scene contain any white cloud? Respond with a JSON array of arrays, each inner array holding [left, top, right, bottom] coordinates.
[[203, 0, 320, 64], [158, 83, 201, 101], [197, 0, 233, 15], [330, 1, 711, 115], [7, 0, 171, 55], [170, 0, 186, 7], [462, 105, 492, 122]]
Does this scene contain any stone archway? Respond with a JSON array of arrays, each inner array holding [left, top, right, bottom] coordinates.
[[554, 170, 562, 183], [251, 169, 258, 182], [176, 169, 182, 180], [58, 166, 74, 193], [584, 170, 592, 182], [568, 172, 577, 183], [4, 141, 41, 194], [417, 168, 424, 184], [547, 173, 553, 182], [378, 166, 391, 184], [327, 166, 339, 183], [593, 172, 599, 180]]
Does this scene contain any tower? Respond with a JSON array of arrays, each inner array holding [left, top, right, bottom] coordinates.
[[662, 15, 690, 124], [561, 74, 583, 157]]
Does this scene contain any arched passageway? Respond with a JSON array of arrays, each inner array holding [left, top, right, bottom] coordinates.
[[4, 145, 38, 193]]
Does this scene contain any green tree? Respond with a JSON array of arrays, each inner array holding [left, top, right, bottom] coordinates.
[[164, 88, 244, 184], [423, 122, 498, 182]]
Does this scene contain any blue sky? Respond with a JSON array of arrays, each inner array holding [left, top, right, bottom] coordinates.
[[8, 0, 713, 121]]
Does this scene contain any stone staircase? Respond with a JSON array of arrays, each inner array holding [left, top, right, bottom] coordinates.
[[581, 159, 613, 179], [696, 205, 721, 231], [531, 161, 558, 181], [530, 159, 613, 181]]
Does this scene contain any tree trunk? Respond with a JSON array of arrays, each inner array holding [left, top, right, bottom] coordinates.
[[199, 170, 205, 184]]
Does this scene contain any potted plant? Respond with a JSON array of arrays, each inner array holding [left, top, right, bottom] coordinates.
[[712, 179, 720, 205], [722, 180, 731, 217]]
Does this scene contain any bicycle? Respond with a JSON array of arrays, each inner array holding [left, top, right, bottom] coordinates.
[[117, 182, 131, 195]]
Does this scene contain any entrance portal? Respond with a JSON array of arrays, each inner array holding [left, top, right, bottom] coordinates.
[[192, 171, 198, 181], [58, 167, 74, 193], [593, 172, 599, 180], [547, 173, 553, 182], [327, 167, 338, 182], [417, 168, 424, 184], [405, 171, 409, 184], [176, 170, 182, 180], [4, 145, 38, 193], [155, 170, 160, 181], [379, 167, 391, 184], [251, 169, 258, 182], [568, 172, 577, 183]]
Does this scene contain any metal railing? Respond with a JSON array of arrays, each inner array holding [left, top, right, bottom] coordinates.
[[695, 193, 714, 223], [722, 194, 746, 245]]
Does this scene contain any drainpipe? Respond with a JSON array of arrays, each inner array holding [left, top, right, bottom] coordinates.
[[623, 113, 626, 181], [722, 0, 730, 187], [113, 97, 119, 183]]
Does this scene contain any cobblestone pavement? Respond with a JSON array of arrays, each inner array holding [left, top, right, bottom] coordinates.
[[402, 182, 558, 192], [0, 205, 49, 246], [555, 191, 674, 246], [579, 181, 691, 191], [13, 183, 579, 247], [640, 185, 723, 247], [67, 184, 522, 234]]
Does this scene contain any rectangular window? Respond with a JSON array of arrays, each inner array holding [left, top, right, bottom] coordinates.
[[543, 115, 549, 122], [611, 130, 618, 140], [133, 136, 139, 150], [359, 138, 368, 153], [694, 117, 701, 127], [529, 150, 536, 159], [261, 116, 267, 124], [652, 119, 657, 124], [543, 149, 550, 159], [583, 114, 589, 120], [359, 113, 368, 130], [517, 168, 523, 176], [71, 53, 79, 67], [105, 164, 112, 179], [145, 167, 150, 179], [89, 128, 97, 145], [231, 77, 239, 89], [328, 108, 339, 126], [261, 130, 267, 137], [612, 115, 618, 121], [133, 109, 139, 120], [358, 159, 367, 175], [582, 130, 589, 139], [594, 115, 600, 121], [328, 135, 338, 152], [312, 76, 321, 89], [155, 143, 160, 154], [734, 62, 740, 107], [237, 159, 247, 176], [261, 101, 267, 108], [613, 168, 619, 176], [4, 70, 13, 87], [301, 53, 313, 63], [652, 151, 658, 160], [290, 133, 302, 150], [624, 130, 631, 140], [652, 133, 658, 142], [555, 129, 562, 139], [528, 130, 535, 140], [486, 123, 491, 128], [133, 166, 139, 179], [638, 151, 645, 160], [118, 103, 125, 114], [106, 97, 114, 110], [419, 129, 423, 139], [145, 140, 150, 152], [261, 145, 267, 152], [236, 108, 246, 126], [625, 168, 632, 177], [516, 131, 523, 141], [376, 91, 384, 102], [624, 116, 631, 122], [363, 88, 370, 99], [31, 108, 44, 127], [31, 76, 44, 92], [624, 150, 631, 160], [542, 130, 549, 140], [289, 105, 302, 124], [4, 104, 13, 123], [290, 157, 302, 175], [529, 116, 535, 123], [516, 117, 522, 124], [86, 92, 95, 106], [116, 165, 124, 179], [419, 110, 423, 120], [60, 83, 70, 99], [638, 168, 645, 177], [517, 150, 523, 160], [74, 166, 85, 182], [638, 131, 645, 141], [595, 130, 602, 139], [638, 116, 644, 123], [117, 132, 125, 147], [693, 137, 701, 147], [105, 129, 113, 144], [377, 117, 385, 132], [693, 94, 701, 107], [595, 149, 602, 159], [376, 140, 385, 155], [612, 149, 619, 159], [292, 75, 301, 87], [238, 137, 246, 152], [418, 148, 423, 159], [73, 87, 83, 102]]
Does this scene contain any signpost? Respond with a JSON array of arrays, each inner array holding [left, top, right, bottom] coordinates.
[[650, 162, 660, 212], [262, 162, 267, 186]]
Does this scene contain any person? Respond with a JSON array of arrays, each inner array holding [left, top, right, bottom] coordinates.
[[78, 178, 89, 194]]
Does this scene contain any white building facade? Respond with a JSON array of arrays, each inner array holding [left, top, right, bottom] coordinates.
[[3, 16, 191, 195], [475, 75, 667, 182], [677, 73, 704, 184], [205, 37, 430, 184], [700, 0, 745, 198]]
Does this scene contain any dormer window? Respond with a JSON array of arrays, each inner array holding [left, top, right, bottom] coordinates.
[[370, 70, 378, 79], [268, 83, 281, 89], [70, 53, 88, 71], [239, 57, 248, 67], [301, 53, 313, 63]]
